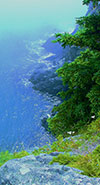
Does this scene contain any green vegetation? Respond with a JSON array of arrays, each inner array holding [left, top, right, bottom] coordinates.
[[33, 0, 100, 177], [47, 0, 100, 137], [31, 135, 81, 156], [49, 145, 100, 177], [0, 0, 100, 179], [32, 115, 100, 178], [0, 115, 100, 178], [0, 150, 30, 167], [83, 0, 100, 6]]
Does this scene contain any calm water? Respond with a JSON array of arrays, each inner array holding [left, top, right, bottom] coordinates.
[[0, 0, 87, 152], [0, 36, 57, 152]]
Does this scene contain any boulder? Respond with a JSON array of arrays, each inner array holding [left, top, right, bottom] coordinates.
[[0, 153, 100, 185]]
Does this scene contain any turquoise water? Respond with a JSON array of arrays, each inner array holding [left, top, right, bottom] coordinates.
[[0, 0, 87, 35], [0, 0, 87, 152]]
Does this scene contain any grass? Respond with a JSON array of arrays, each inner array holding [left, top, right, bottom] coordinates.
[[0, 114, 100, 178], [0, 150, 30, 167], [49, 145, 100, 177]]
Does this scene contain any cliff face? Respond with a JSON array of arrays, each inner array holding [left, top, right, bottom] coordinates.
[[29, 35, 82, 96], [30, 1, 100, 96], [29, 37, 81, 96]]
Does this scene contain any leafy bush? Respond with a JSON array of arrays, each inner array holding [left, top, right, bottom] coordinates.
[[78, 112, 100, 140]]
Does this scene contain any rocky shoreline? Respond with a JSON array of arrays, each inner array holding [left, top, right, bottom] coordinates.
[[0, 133, 100, 185], [0, 150, 100, 185]]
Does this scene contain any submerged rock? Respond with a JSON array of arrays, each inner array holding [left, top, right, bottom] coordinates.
[[41, 116, 49, 132], [0, 153, 100, 185]]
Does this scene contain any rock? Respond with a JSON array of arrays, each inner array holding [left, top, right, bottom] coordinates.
[[29, 29, 82, 97], [50, 151, 64, 156], [30, 69, 66, 96], [42, 36, 63, 56], [41, 104, 60, 132], [41, 117, 49, 132], [30, 38, 82, 97], [0, 153, 100, 185]]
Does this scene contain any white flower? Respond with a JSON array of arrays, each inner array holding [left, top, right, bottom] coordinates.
[[47, 114, 50, 118], [91, 115, 95, 119], [67, 131, 75, 135]]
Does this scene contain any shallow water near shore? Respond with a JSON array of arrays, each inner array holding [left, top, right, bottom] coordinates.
[[0, 0, 87, 153], [0, 38, 58, 153]]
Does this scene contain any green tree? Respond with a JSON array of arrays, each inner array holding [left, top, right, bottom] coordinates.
[[48, 0, 100, 137], [83, 0, 100, 6]]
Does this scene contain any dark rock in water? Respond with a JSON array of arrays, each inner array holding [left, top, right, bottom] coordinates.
[[42, 36, 63, 56], [43, 37, 82, 62], [29, 20, 83, 97], [30, 43, 81, 96], [0, 153, 100, 185], [30, 69, 66, 96], [41, 104, 60, 133], [41, 116, 49, 132]]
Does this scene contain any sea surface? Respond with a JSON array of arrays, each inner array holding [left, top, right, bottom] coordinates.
[[0, 36, 57, 153]]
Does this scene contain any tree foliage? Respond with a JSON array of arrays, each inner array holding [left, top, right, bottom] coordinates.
[[48, 1, 100, 137], [83, 0, 100, 6], [54, 14, 100, 51]]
